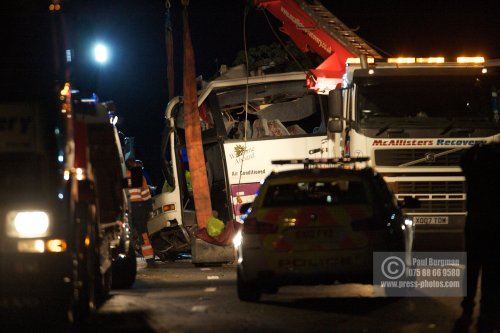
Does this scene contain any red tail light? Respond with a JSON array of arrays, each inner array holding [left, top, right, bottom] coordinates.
[[243, 217, 278, 234]]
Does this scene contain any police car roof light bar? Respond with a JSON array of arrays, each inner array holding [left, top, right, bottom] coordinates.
[[272, 157, 370, 169]]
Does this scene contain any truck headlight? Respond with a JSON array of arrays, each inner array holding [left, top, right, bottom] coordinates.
[[6, 211, 50, 238]]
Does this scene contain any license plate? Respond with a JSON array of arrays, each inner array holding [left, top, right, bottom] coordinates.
[[413, 216, 449, 225]]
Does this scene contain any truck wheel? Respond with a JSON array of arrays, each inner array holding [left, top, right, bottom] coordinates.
[[67, 253, 96, 325], [95, 245, 112, 306], [90, 201, 112, 306], [131, 228, 142, 256], [237, 268, 261, 302], [112, 239, 138, 289], [65, 264, 90, 325], [66, 204, 99, 325]]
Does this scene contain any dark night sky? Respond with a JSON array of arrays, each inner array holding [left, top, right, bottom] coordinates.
[[71, 0, 500, 186]]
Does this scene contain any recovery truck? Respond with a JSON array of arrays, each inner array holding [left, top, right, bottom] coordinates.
[[256, 0, 500, 250], [0, 1, 137, 325], [327, 57, 500, 250]]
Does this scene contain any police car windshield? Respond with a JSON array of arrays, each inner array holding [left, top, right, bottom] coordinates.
[[262, 179, 370, 207]]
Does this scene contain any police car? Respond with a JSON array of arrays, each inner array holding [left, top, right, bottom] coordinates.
[[235, 158, 416, 302]]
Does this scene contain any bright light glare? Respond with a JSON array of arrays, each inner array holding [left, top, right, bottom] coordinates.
[[46, 239, 67, 253], [232, 230, 242, 248], [17, 239, 45, 253], [387, 57, 416, 64], [7, 211, 50, 238], [416, 57, 445, 63], [346, 57, 375, 64], [35, 240, 45, 252], [76, 168, 85, 181], [94, 43, 109, 64], [457, 56, 484, 64]]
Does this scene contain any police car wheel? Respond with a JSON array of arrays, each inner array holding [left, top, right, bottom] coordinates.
[[237, 268, 261, 302], [262, 285, 279, 295]]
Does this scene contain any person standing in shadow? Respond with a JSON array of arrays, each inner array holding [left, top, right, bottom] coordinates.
[[454, 142, 500, 333]]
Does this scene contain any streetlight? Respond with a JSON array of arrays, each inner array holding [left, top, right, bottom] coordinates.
[[92, 42, 110, 96], [93, 43, 109, 64]]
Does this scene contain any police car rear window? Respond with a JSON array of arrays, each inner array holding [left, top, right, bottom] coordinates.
[[262, 179, 370, 207]]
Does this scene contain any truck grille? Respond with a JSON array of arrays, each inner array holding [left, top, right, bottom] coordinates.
[[375, 148, 465, 167], [394, 181, 466, 194], [388, 181, 466, 213]]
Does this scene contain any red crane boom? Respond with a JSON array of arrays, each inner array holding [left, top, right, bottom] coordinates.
[[255, 0, 381, 92]]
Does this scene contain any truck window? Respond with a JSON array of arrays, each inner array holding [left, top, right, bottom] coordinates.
[[356, 73, 500, 128]]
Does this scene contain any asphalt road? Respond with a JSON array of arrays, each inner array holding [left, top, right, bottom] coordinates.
[[5, 257, 481, 333], [56, 258, 480, 333]]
